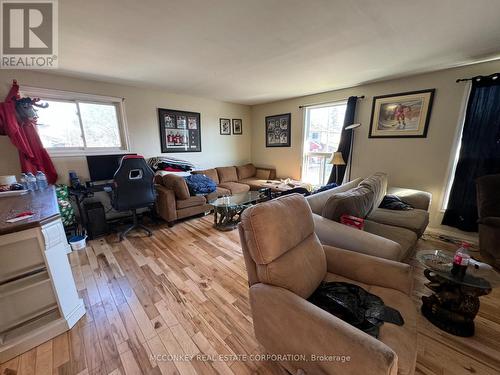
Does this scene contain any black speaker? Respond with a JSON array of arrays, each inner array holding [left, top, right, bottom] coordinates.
[[84, 201, 109, 239]]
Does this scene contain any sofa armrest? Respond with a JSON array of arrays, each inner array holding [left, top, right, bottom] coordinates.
[[255, 167, 276, 180], [387, 187, 432, 211], [312, 214, 403, 261], [323, 245, 413, 296], [250, 283, 398, 375], [478, 217, 500, 227], [155, 184, 177, 222]]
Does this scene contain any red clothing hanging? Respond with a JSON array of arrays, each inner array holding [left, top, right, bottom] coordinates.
[[0, 80, 57, 184]]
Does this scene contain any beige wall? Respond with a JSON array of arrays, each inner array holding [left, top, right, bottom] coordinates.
[[0, 70, 251, 184], [250, 59, 500, 231]]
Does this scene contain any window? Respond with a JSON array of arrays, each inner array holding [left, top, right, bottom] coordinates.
[[21, 86, 128, 155], [302, 102, 347, 185]]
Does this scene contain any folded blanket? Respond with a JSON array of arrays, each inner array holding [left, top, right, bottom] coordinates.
[[148, 156, 195, 172]]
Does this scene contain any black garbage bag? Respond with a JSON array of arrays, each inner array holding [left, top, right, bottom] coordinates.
[[308, 282, 404, 338]]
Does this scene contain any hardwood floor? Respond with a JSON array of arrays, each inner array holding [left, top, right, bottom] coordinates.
[[1, 216, 499, 375]]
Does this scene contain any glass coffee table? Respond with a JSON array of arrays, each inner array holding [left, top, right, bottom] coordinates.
[[416, 250, 500, 337], [209, 191, 265, 231]]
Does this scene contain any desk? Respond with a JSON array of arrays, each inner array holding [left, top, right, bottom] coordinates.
[[0, 187, 85, 362]]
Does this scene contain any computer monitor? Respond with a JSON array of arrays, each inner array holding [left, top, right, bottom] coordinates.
[[86, 153, 136, 182]]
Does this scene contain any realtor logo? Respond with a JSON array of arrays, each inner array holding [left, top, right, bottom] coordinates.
[[1, 0, 58, 68]]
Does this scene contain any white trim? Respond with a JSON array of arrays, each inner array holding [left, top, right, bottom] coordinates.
[[20, 86, 123, 103], [440, 81, 472, 211], [20, 86, 130, 155]]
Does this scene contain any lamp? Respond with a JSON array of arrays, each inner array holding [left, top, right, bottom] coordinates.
[[344, 123, 362, 181], [329, 151, 346, 185]]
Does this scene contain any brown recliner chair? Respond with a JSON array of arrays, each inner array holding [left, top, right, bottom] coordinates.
[[238, 194, 417, 375], [476, 174, 500, 269]]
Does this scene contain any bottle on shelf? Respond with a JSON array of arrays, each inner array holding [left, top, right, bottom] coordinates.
[[451, 242, 471, 279], [19, 173, 28, 190], [25, 172, 38, 192], [36, 171, 48, 190]]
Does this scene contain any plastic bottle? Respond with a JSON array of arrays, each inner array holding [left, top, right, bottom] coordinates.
[[19, 173, 28, 190], [26, 172, 37, 191], [36, 171, 48, 190], [451, 242, 471, 279]]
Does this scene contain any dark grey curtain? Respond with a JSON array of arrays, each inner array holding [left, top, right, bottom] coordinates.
[[442, 73, 500, 231], [328, 96, 358, 185]]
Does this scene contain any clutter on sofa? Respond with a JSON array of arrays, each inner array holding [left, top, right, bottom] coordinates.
[[308, 281, 404, 338], [380, 194, 413, 210], [147, 156, 195, 172], [184, 174, 217, 195]]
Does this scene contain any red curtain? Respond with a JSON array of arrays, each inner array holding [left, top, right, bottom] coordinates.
[[0, 80, 57, 184]]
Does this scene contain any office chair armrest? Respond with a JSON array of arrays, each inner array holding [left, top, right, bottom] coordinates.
[[155, 184, 177, 223], [250, 283, 398, 375], [323, 245, 413, 296]]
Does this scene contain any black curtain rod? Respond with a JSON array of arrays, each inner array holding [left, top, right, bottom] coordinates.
[[456, 72, 499, 83], [299, 95, 364, 109]]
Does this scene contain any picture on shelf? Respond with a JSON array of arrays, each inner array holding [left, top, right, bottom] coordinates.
[[158, 108, 201, 152], [369, 89, 435, 138], [266, 113, 291, 147], [232, 119, 242, 134], [220, 118, 231, 135]]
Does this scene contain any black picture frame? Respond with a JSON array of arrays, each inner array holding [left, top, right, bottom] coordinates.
[[266, 113, 291, 147], [158, 108, 201, 153], [368, 89, 435, 138], [232, 119, 242, 135], [220, 118, 231, 135]]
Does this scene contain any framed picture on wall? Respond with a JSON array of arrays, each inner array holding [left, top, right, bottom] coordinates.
[[158, 108, 201, 152], [369, 89, 435, 138], [220, 118, 231, 135], [232, 119, 242, 135], [266, 113, 291, 147]]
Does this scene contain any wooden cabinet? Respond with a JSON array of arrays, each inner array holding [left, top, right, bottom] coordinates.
[[0, 212, 85, 362]]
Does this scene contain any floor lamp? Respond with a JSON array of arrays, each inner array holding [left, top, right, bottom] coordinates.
[[344, 123, 362, 181], [329, 152, 346, 185]]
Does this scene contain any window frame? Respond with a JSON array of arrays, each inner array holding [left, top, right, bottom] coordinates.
[[21, 86, 130, 157], [301, 100, 347, 185]]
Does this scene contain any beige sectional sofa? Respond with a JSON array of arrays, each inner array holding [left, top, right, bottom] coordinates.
[[306, 172, 431, 261], [155, 163, 277, 226]]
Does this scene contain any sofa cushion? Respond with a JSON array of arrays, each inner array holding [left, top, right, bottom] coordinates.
[[322, 186, 374, 222], [191, 168, 219, 184], [306, 178, 363, 215], [360, 172, 388, 214], [176, 195, 206, 210], [218, 182, 250, 194], [205, 187, 231, 202], [161, 174, 190, 200], [323, 272, 417, 375], [255, 168, 271, 180], [363, 220, 417, 261], [368, 208, 429, 237], [216, 166, 238, 183], [237, 163, 257, 180]]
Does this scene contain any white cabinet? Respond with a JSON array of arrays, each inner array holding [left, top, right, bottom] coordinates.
[[0, 218, 85, 363]]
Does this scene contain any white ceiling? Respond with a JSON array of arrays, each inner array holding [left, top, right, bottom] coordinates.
[[56, 0, 500, 105]]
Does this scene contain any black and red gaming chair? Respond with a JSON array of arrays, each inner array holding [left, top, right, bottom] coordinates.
[[112, 155, 155, 241]]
